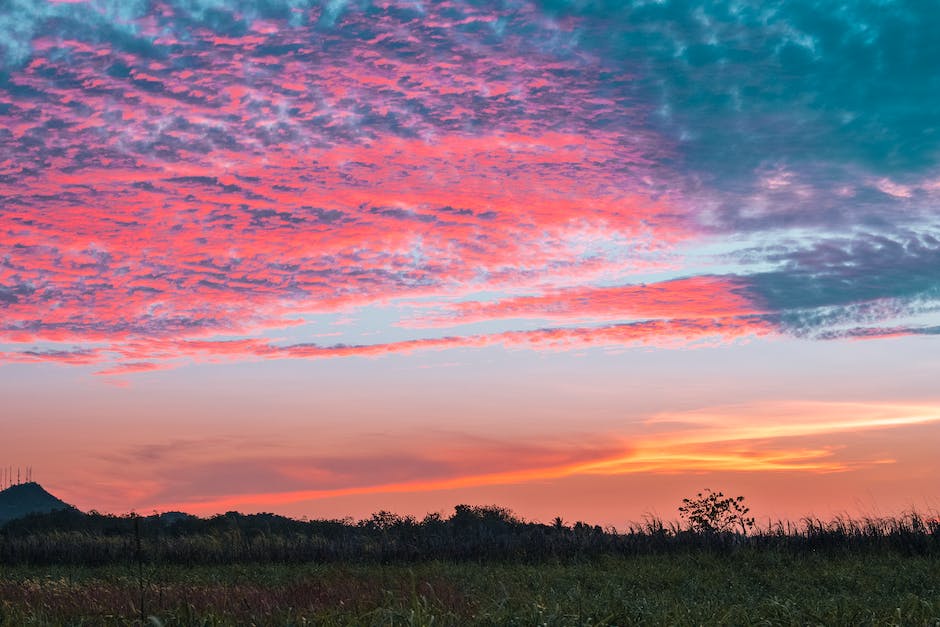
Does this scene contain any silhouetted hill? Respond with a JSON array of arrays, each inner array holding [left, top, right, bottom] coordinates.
[[0, 482, 73, 526]]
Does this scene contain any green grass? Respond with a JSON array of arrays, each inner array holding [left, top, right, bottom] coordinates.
[[1, 551, 939, 625]]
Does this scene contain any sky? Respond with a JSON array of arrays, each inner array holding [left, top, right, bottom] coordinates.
[[1, 0, 939, 526]]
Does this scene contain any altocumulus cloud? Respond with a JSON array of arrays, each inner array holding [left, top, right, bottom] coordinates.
[[0, 0, 938, 374]]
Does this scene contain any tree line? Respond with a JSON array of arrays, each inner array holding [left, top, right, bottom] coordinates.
[[1, 497, 938, 565]]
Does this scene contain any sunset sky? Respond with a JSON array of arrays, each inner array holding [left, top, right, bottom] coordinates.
[[1, 0, 938, 526]]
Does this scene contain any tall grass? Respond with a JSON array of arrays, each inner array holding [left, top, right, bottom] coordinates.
[[2, 507, 939, 624], [1, 554, 939, 625], [1, 505, 938, 565]]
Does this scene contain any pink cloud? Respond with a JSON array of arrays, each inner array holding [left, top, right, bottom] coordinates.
[[405, 276, 764, 327], [93, 361, 173, 376], [0, 0, 692, 372]]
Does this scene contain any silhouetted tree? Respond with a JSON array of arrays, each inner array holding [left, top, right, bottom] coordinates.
[[679, 489, 755, 534]]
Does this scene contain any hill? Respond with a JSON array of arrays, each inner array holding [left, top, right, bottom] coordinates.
[[0, 482, 72, 526]]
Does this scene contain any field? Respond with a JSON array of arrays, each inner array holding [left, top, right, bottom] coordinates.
[[2, 551, 940, 625], [2, 504, 939, 624]]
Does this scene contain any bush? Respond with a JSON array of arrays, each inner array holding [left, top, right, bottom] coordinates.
[[679, 489, 755, 535]]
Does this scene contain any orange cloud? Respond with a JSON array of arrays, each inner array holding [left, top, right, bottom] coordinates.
[[149, 400, 940, 514]]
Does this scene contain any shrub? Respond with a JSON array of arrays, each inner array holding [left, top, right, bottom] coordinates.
[[678, 489, 755, 535]]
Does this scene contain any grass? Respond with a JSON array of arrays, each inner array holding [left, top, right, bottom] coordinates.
[[1, 551, 939, 625]]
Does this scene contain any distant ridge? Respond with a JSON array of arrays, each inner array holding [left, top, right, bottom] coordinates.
[[0, 482, 73, 526]]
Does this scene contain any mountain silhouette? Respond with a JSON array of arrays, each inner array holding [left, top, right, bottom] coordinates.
[[0, 482, 73, 526]]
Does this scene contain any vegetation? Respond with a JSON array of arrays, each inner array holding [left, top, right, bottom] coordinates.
[[0, 492, 938, 624], [2, 503, 939, 566], [1, 553, 939, 625], [678, 489, 755, 535]]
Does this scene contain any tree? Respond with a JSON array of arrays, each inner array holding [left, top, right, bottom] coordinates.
[[678, 489, 755, 534]]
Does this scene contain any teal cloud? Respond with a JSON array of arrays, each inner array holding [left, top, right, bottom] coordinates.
[[538, 0, 940, 181]]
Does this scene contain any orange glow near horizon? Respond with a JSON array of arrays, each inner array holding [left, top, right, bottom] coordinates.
[[146, 401, 940, 516]]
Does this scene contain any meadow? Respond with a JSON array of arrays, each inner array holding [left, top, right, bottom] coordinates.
[[1, 504, 939, 625], [2, 552, 940, 625]]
